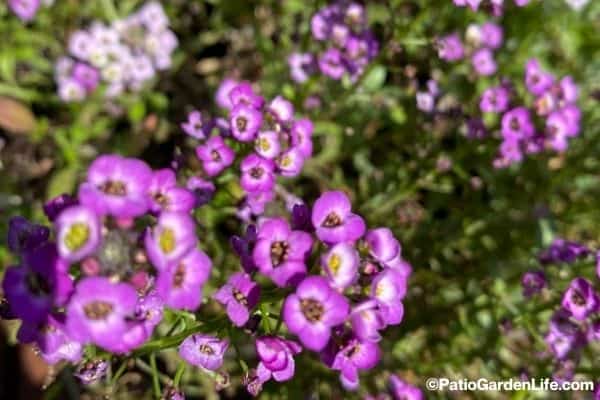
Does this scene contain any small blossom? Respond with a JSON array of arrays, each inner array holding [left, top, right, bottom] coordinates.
[[181, 110, 211, 140], [179, 334, 229, 371], [389, 375, 423, 400], [74, 360, 109, 384], [240, 154, 276, 194], [195, 136, 235, 177], [331, 338, 381, 390], [311, 190, 366, 244], [561, 278, 599, 321], [55, 205, 102, 262], [213, 272, 260, 327], [255, 336, 302, 383], [322, 242, 359, 290], [145, 212, 197, 270]]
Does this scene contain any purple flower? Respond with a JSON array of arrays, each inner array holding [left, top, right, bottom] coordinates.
[[558, 76, 578, 105], [240, 154, 276, 194], [291, 203, 313, 233], [72, 63, 100, 93], [181, 110, 212, 140], [437, 33, 464, 61], [231, 225, 258, 273], [78, 154, 152, 218], [229, 103, 262, 142], [561, 278, 599, 321], [3, 243, 72, 323], [43, 194, 78, 222], [371, 268, 406, 325], [389, 375, 423, 400], [255, 336, 302, 383], [216, 78, 239, 109], [55, 205, 102, 262], [74, 360, 109, 384], [17, 315, 83, 365], [365, 228, 401, 266], [255, 131, 281, 159], [195, 136, 235, 177], [545, 310, 585, 359], [290, 119, 314, 158], [319, 48, 346, 80], [229, 82, 264, 110], [521, 270, 547, 298], [311, 190, 366, 244], [156, 248, 212, 310], [147, 169, 195, 214], [7, 216, 49, 254], [186, 176, 216, 207], [525, 59, 554, 96], [416, 92, 435, 113], [480, 22, 503, 49], [8, 0, 40, 22], [179, 334, 229, 371], [480, 85, 510, 113], [65, 277, 138, 353], [472, 48, 497, 76], [350, 300, 386, 342], [145, 212, 197, 270], [213, 272, 260, 327], [276, 147, 305, 177], [252, 218, 312, 287], [322, 242, 359, 290], [288, 53, 316, 83], [331, 338, 381, 390], [538, 238, 589, 265], [267, 96, 294, 123], [283, 276, 349, 351], [501, 107, 535, 139], [466, 117, 488, 139]]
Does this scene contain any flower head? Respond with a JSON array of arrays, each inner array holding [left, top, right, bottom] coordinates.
[[55, 205, 102, 262], [213, 272, 260, 327], [312, 191, 366, 244], [255, 336, 302, 383], [179, 334, 229, 371], [145, 212, 197, 270], [322, 242, 359, 290], [561, 278, 599, 321]]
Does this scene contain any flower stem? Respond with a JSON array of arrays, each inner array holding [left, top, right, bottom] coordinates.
[[150, 354, 161, 399]]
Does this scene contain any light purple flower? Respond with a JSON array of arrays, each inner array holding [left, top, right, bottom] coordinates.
[[311, 190, 366, 244], [365, 228, 401, 266], [255, 131, 281, 159], [322, 242, 359, 290], [229, 82, 264, 109], [156, 248, 212, 310], [437, 33, 464, 61], [75, 360, 109, 384], [283, 276, 349, 351], [561, 278, 599, 321], [144, 212, 197, 270], [331, 338, 381, 390], [389, 375, 423, 400], [8, 0, 40, 22], [525, 59, 554, 96], [65, 277, 138, 353], [545, 309, 585, 359], [319, 48, 346, 80], [255, 336, 302, 383], [276, 147, 305, 177], [195, 136, 235, 177], [472, 48, 497, 76], [78, 154, 152, 218], [179, 334, 229, 371], [557, 76, 578, 106], [72, 63, 100, 93], [480, 22, 503, 49], [230, 104, 263, 142], [17, 315, 83, 365], [216, 78, 239, 109], [213, 272, 260, 327], [55, 205, 102, 262], [350, 300, 386, 342], [267, 96, 294, 123], [416, 92, 435, 113], [147, 169, 195, 214], [181, 110, 211, 140], [252, 218, 312, 287], [240, 154, 276, 194], [371, 268, 406, 325], [480, 85, 510, 113], [501, 107, 535, 139], [290, 118, 314, 158], [288, 53, 316, 83]]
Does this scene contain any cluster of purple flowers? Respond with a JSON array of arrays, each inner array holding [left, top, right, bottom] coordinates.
[[2, 154, 211, 365], [180, 190, 412, 394], [437, 21, 503, 76], [288, 1, 378, 83], [452, 0, 531, 15], [54, 2, 177, 102], [181, 79, 314, 216], [477, 59, 581, 167], [415, 79, 440, 113], [521, 239, 600, 383]]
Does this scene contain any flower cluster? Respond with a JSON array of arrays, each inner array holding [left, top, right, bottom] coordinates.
[[2, 154, 211, 364], [187, 190, 413, 394], [521, 239, 600, 383], [54, 2, 177, 102], [288, 1, 378, 83], [452, 0, 531, 15], [415, 79, 440, 113], [437, 21, 503, 76], [480, 60, 581, 167], [181, 80, 314, 216]]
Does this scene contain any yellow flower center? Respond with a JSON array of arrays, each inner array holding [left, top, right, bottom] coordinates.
[[328, 253, 341, 275], [64, 223, 90, 251], [159, 228, 176, 254], [259, 137, 271, 152]]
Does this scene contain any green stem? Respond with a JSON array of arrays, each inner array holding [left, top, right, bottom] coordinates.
[[100, 0, 119, 21], [173, 363, 186, 387], [150, 354, 161, 399], [110, 359, 129, 386]]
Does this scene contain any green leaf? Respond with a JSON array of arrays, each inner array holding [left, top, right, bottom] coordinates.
[[46, 168, 78, 200], [360, 65, 387, 92]]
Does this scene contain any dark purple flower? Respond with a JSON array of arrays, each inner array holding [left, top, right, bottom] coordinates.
[[389, 375, 423, 400], [240, 154, 276, 194], [213, 272, 260, 327], [231, 225, 258, 273], [195, 136, 235, 177], [78, 154, 152, 218], [466, 117, 488, 139], [181, 110, 212, 140], [186, 176, 216, 208], [283, 276, 350, 351], [3, 243, 72, 324], [545, 310, 585, 359], [322, 242, 359, 290], [291, 204, 313, 233], [179, 334, 229, 371], [43, 194, 78, 222], [74, 359, 109, 384], [147, 169, 195, 214], [55, 205, 102, 262], [331, 338, 381, 390], [65, 277, 138, 353], [521, 270, 547, 298], [255, 336, 302, 383], [156, 248, 212, 310], [538, 238, 589, 265], [253, 218, 312, 287], [145, 212, 197, 270], [17, 314, 83, 365], [561, 278, 599, 321], [311, 190, 366, 245], [7, 216, 50, 254]]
